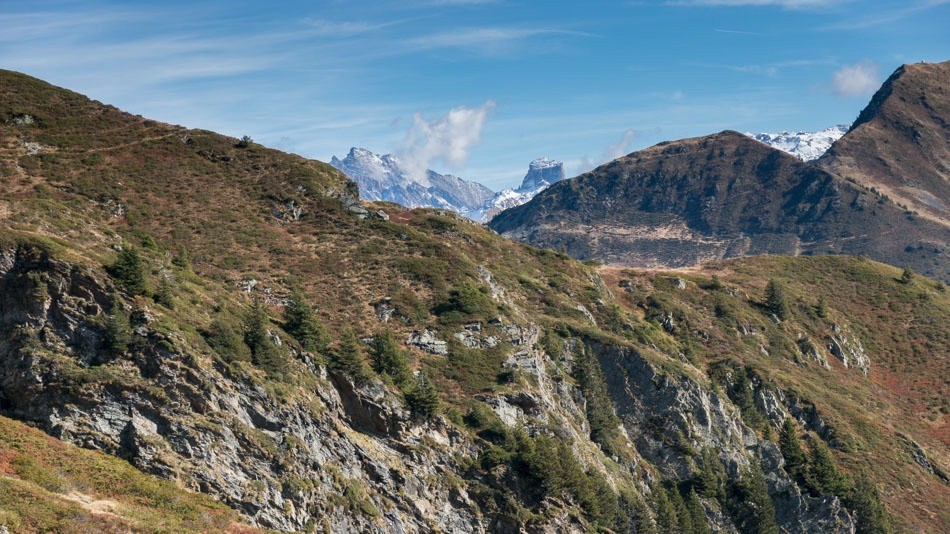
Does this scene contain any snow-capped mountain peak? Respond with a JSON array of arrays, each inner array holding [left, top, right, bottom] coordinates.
[[745, 125, 850, 161], [330, 147, 490, 213], [331, 148, 566, 223]]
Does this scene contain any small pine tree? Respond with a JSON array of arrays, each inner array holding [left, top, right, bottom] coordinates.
[[899, 266, 914, 284], [331, 329, 372, 385], [244, 301, 289, 379], [845, 473, 892, 534], [731, 460, 778, 534], [153, 276, 174, 308], [109, 246, 149, 296], [668, 485, 694, 534], [171, 245, 191, 271], [698, 448, 726, 501], [103, 297, 131, 353], [284, 288, 330, 353], [816, 295, 828, 319], [779, 418, 806, 480], [686, 489, 711, 534], [244, 300, 269, 352], [764, 279, 790, 320], [651, 484, 679, 532], [405, 372, 440, 418], [806, 440, 847, 496], [454, 280, 489, 315], [371, 331, 411, 387], [206, 315, 252, 362], [237, 135, 252, 148], [574, 343, 624, 456]]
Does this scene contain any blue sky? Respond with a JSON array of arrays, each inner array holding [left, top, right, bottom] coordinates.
[[2, 0, 948, 189]]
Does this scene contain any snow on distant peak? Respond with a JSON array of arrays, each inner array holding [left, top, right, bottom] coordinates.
[[465, 157, 566, 222], [745, 125, 850, 161]]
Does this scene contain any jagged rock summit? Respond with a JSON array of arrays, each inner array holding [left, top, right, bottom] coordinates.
[[467, 156, 567, 222], [330, 147, 494, 215]]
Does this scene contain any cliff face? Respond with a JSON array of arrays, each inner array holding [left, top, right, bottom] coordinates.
[[1, 69, 947, 533], [490, 131, 949, 280]]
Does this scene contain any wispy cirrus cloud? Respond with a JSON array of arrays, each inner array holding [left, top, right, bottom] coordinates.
[[820, 0, 949, 30], [667, 0, 848, 7], [405, 26, 591, 54]]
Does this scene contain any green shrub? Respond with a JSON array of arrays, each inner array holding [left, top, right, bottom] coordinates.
[[205, 315, 252, 363]]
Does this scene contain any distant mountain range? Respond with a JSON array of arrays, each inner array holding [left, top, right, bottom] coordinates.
[[490, 62, 950, 281], [329, 148, 494, 215], [331, 149, 565, 222], [745, 124, 850, 161]]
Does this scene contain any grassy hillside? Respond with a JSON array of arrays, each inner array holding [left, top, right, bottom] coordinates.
[[1, 69, 948, 532], [0, 416, 254, 533]]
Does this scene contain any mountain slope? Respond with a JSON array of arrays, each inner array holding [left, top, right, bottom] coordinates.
[[330, 147, 494, 215], [1, 69, 948, 533], [0, 415, 253, 532], [490, 131, 949, 280], [819, 61, 950, 227], [746, 125, 849, 161]]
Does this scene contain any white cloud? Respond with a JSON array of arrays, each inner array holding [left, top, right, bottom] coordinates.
[[574, 129, 639, 175], [831, 61, 879, 97], [605, 129, 639, 160], [398, 101, 496, 183], [405, 27, 588, 55]]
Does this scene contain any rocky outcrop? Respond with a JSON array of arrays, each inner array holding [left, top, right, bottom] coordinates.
[[0, 246, 484, 532]]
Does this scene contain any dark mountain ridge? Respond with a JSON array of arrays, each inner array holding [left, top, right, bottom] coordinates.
[[490, 129, 949, 279]]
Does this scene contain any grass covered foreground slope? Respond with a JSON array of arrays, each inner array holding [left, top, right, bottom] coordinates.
[[0, 415, 254, 533], [0, 69, 947, 532]]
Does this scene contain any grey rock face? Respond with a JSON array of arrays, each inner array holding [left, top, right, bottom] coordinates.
[[330, 147, 494, 215]]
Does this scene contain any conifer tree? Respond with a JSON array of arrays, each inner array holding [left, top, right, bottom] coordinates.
[[764, 279, 790, 320], [207, 315, 252, 362], [779, 418, 806, 479], [574, 343, 624, 455], [103, 296, 131, 353], [846, 473, 892, 534], [244, 300, 289, 379], [698, 448, 726, 501], [731, 460, 778, 534], [284, 288, 330, 353], [651, 485, 679, 533], [153, 276, 174, 308], [405, 372, 440, 418], [331, 328, 372, 385], [669, 485, 693, 533], [371, 331, 411, 387], [110, 246, 149, 296], [686, 489, 711, 534], [806, 440, 847, 496], [816, 295, 829, 319]]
